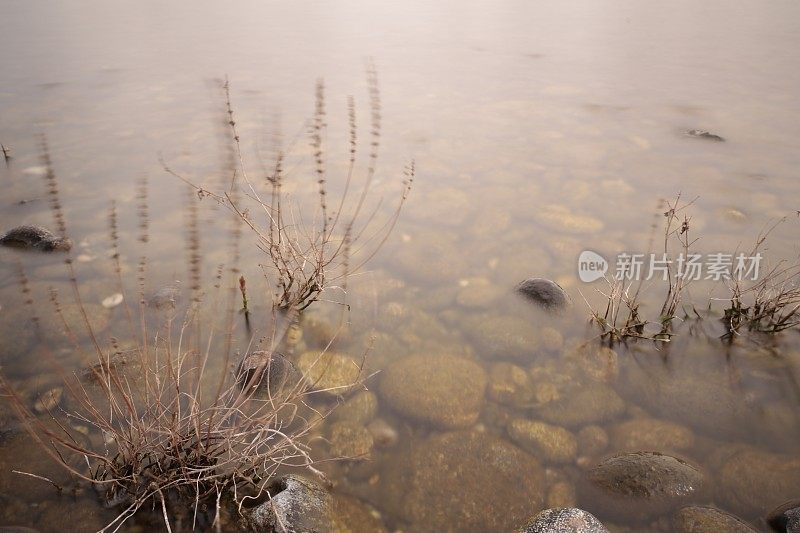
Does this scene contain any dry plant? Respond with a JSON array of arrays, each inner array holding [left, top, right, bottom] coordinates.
[[585, 194, 698, 344], [164, 63, 414, 316], [722, 217, 800, 336], [1, 65, 411, 531]]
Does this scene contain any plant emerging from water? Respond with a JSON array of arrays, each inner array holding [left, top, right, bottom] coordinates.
[[164, 63, 414, 314], [585, 195, 800, 344], [1, 67, 411, 531], [722, 218, 800, 336], [585, 194, 697, 344]]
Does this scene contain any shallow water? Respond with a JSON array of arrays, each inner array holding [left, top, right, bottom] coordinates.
[[1, 1, 800, 531]]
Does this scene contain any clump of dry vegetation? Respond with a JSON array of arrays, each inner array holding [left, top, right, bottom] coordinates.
[[585, 194, 800, 345], [1, 66, 413, 532], [722, 218, 800, 336], [585, 194, 698, 344]]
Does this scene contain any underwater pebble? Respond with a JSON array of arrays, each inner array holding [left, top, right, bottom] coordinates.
[[34, 387, 63, 413], [673, 505, 757, 533], [367, 418, 399, 448], [22, 165, 47, 176], [101, 293, 124, 308]]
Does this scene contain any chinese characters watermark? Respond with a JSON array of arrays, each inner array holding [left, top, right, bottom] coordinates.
[[578, 250, 762, 283]]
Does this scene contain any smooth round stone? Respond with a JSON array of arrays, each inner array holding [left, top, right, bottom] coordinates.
[[235, 351, 301, 397], [517, 508, 609, 533], [673, 506, 757, 533], [566, 345, 618, 383], [379, 354, 487, 429], [536, 383, 625, 428], [401, 431, 545, 532], [577, 425, 610, 456], [624, 372, 754, 440], [488, 362, 533, 407], [328, 422, 374, 460], [296, 351, 361, 396], [717, 448, 800, 518], [610, 418, 695, 452], [507, 419, 578, 464], [515, 278, 570, 310], [463, 314, 540, 360], [367, 418, 399, 449], [331, 390, 379, 425], [536, 205, 604, 234], [583, 452, 705, 522]]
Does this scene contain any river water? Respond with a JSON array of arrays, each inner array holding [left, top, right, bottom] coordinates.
[[1, 1, 800, 531]]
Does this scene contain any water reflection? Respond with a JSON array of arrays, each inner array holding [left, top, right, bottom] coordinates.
[[2, 0, 800, 531]]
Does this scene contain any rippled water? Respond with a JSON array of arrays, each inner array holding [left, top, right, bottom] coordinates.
[[2, 1, 800, 531]]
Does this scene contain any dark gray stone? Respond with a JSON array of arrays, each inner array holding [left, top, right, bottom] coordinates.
[[0, 225, 71, 252], [583, 452, 705, 522], [239, 474, 386, 532], [515, 278, 569, 310], [767, 499, 800, 533], [241, 475, 331, 532], [518, 507, 609, 532], [236, 351, 302, 397], [685, 129, 725, 142]]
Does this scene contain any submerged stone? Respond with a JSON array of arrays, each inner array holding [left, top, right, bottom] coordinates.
[[488, 362, 534, 407], [624, 372, 755, 440], [515, 278, 569, 310], [536, 383, 625, 428], [400, 431, 545, 532], [583, 452, 705, 522], [331, 390, 378, 425], [296, 350, 361, 396], [463, 314, 540, 360], [517, 507, 609, 533], [536, 205, 604, 234], [0, 225, 71, 252], [240, 474, 386, 532], [379, 353, 487, 429], [610, 418, 695, 453], [507, 419, 578, 464], [673, 505, 757, 533], [235, 350, 301, 397], [717, 448, 800, 518], [328, 421, 374, 460]]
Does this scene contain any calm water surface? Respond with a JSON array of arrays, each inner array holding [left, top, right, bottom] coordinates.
[[1, 1, 800, 531]]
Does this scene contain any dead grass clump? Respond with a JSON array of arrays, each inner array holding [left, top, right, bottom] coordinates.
[[585, 194, 697, 344], [1, 67, 409, 531]]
